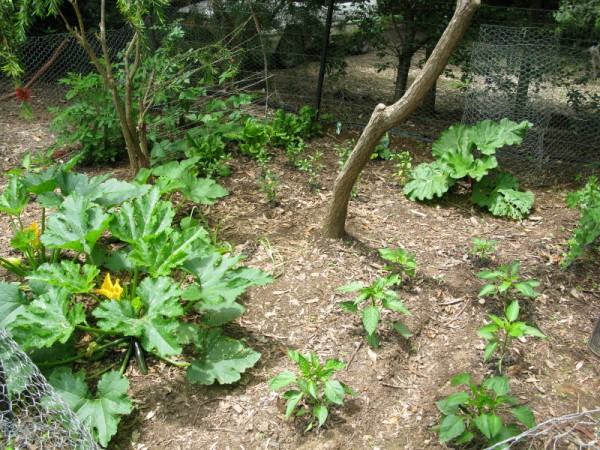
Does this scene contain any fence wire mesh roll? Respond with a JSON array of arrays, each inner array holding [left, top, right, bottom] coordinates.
[[463, 25, 600, 181], [0, 328, 100, 449]]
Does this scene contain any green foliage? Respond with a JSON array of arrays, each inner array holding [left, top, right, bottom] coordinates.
[[49, 72, 124, 165], [403, 119, 535, 220], [478, 301, 546, 373], [472, 172, 536, 221], [49, 368, 132, 447], [436, 372, 536, 447], [0, 159, 272, 446], [228, 117, 272, 161], [258, 165, 281, 203], [268, 350, 356, 431], [563, 176, 600, 265], [297, 151, 325, 189], [371, 133, 392, 160], [379, 247, 418, 278], [389, 151, 413, 185], [470, 237, 498, 260], [476, 260, 541, 306], [338, 274, 411, 348]]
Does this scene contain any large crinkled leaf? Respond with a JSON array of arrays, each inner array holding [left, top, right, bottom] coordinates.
[[22, 166, 59, 194], [109, 186, 175, 244], [187, 328, 261, 385], [0, 282, 29, 328], [129, 226, 211, 277], [179, 172, 229, 205], [93, 178, 150, 207], [26, 261, 99, 294], [473, 172, 535, 220], [469, 119, 532, 155], [41, 192, 112, 254], [153, 157, 200, 195], [403, 161, 454, 201], [48, 368, 132, 447], [440, 149, 475, 180], [432, 123, 473, 158], [468, 155, 498, 181], [93, 277, 184, 357], [10, 287, 84, 350], [0, 176, 28, 215], [183, 253, 273, 303], [55, 171, 112, 200]]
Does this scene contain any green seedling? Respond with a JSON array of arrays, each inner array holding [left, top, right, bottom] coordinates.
[[389, 151, 412, 185], [379, 247, 418, 278], [470, 237, 498, 260], [478, 300, 546, 373], [268, 350, 356, 432], [258, 166, 281, 203], [477, 260, 540, 306], [338, 274, 411, 348], [436, 372, 536, 447]]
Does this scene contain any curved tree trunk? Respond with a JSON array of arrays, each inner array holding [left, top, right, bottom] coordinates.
[[321, 0, 481, 239]]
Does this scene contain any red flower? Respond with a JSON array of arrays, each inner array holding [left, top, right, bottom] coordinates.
[[15, 87, 31, 102]]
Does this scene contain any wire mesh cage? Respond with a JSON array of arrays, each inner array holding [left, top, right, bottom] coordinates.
[[0, 328, 100, 449], [463, 25, 600, 181]]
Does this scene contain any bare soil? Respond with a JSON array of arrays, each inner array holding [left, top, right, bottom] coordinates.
[[0, 99, 599, 450]]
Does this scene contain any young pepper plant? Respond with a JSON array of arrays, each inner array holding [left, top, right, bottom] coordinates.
[[268, 350, 356, 432], [436, 372, 536, 447], [477, 260, 541, 308], [338, 274, 411, 348], [478, 300, 546, 373]]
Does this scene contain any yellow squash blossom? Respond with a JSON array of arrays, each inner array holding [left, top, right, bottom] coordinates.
[[96, 273, 123, 300], [25, 222, 41, 249]]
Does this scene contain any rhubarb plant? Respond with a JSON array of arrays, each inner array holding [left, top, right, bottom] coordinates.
[[0, 160, 272, 447], [403, 119, 535, 220]]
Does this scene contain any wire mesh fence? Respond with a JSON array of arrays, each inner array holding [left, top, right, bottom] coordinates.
[[463, 25, 600, 181], [0, 328, 100, 449], [0, 3, 599, 181]]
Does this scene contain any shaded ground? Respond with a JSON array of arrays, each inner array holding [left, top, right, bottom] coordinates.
[[0, 100, 599, 450]]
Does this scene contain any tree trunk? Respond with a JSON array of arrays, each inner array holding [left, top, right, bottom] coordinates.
[[393, 49, 414, 102], [418, 45, 437, 114], [322, 0, 480, 239]]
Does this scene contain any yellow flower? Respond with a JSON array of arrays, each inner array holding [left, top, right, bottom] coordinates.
[[96, 273, 123, 300], [25, 222, 41, 249], [1, 257, 22, 268]]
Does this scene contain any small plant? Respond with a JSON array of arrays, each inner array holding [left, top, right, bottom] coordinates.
[[268, 349, 356, 432], [284, 138, 308, 167], [470, 237, 498, 261], [258, 166, 281, 204], [228, 117, 272, 161], [403, 119, 535, 220], [338, 275, 411, 348], [371, 133, 392, 160], [379, 247, 418, 278], [297, 151, 325, 189], [478, 300, 546, 373], [389, 150, 412, 185], [477, 260, 540, 307], [563, 176, 600, 265], [436, 372, 536, 447]]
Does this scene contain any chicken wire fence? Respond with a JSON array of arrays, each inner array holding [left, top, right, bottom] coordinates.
[[463, 25, 600, 181], [0, 328, 100, 449]]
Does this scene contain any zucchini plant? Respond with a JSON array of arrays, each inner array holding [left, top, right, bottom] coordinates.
[[0, 157, 272, 446], [403, 119, 535, 220]]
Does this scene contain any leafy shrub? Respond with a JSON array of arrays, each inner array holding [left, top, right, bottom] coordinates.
[[403, 119, 535, 220], [49, 72, 125, 165], [564, 176, 600, 265], [268, 349, 356, 431], [436, 373, 536, 447]]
